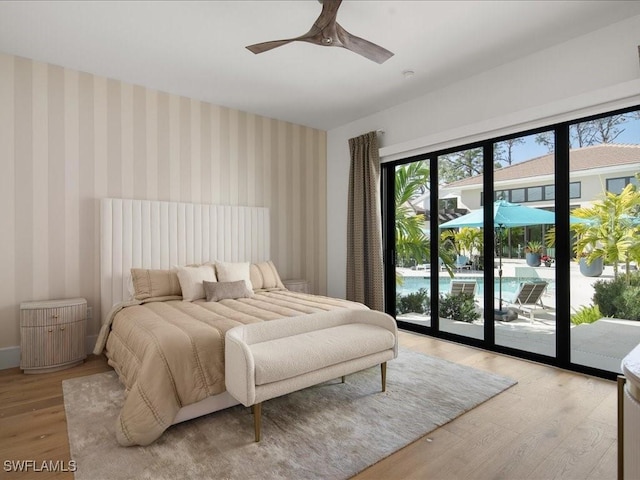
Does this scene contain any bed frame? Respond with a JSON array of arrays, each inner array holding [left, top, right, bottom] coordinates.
[[100, 198, 271, 423]]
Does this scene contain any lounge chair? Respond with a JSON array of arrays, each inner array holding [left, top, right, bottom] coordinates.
[[449, 280, 477, 296], [504, 281, 549, 322]]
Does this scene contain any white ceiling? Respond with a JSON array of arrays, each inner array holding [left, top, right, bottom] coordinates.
[[2, 1, 640, 131]]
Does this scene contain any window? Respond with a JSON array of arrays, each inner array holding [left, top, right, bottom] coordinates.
[[527, 186, 543, 202], [544, 185, 555, 200], [485, 186, 553, 203], [510, 188, 525, 203], [569, 182, 581, 199], [439, 198, 457, 212], [607, 176, 638, 194]]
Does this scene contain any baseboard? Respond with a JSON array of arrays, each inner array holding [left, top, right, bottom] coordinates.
[[0, 346, 20, 370], [0, 334, 99, 371]]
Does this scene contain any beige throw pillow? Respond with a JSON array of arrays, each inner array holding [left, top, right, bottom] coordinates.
[[176, 264, 217, 302], [203, 280, 252, 302], [215, 261, 253, 291], [250, 260, 285, 291], [130, 268, 182, 300]]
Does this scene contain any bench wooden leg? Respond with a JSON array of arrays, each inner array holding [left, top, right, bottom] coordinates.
[[381, 362, 387, 392], [252, 403, 262, 442]]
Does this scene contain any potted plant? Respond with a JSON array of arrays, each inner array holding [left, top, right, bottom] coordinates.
[[571, 183, 640, 278], [541, 254, 554, 267], [524, 241, 543, 267], [441, 227, 483, 270], [577, 253, 604, 277]]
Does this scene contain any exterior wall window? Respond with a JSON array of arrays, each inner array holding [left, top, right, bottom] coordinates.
[[510, 188, 525, 202], [569, 181, 581, 199], [607, 176, 638, 194], [544, 185, 555, 200], [527, 186, 543, 202]]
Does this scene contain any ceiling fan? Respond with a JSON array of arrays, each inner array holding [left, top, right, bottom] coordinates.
[[246, 0, 394, 64]]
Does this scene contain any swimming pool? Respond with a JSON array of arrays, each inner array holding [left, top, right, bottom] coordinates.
[[397, 276, 548, 297]]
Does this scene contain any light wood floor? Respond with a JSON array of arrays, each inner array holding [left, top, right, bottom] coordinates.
[[0, 330, 618, 480]]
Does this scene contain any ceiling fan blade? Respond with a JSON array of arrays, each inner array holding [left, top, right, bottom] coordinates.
[[246, 25, 323, 54], [335, 23, 394, 64], [314, 0, 342, 30], [246, 39, 296, 55], [247, 1, 339, 54]]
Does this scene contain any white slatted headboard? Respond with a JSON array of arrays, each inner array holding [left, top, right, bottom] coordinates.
[[100, 198, 270, 322]]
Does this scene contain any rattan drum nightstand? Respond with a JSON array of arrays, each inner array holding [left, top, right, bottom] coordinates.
[[20, 298, 87, 374]]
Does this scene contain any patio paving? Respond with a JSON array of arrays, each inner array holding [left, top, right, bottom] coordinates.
[[397, 259, 640, 373]]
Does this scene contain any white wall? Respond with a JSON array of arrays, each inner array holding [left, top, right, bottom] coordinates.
[[327, 15, 640, 299]]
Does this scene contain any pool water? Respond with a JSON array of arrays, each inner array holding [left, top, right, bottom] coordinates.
[[397, 276, 543, 297]]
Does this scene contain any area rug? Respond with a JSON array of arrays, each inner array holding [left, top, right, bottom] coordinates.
[[63, 348, 516, 480]]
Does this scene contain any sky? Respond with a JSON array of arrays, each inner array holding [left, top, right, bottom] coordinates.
[[508, 114, 640, 165]]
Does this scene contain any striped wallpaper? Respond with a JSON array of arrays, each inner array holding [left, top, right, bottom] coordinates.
[[0, 52, 327, 350]]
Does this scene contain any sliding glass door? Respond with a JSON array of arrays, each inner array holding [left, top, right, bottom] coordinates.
[[393, 160, 432, 328], [568, 109, 640, 373], [438, 148, 485, 341], [384, 104, 640, 379], [492, 132, 557, 357]]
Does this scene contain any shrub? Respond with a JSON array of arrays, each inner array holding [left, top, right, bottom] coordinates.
[[619, 286, 640, 321], [571, 304, 603, 325], [592, 272, 640, 319], [396, 288, 430, 315], [439, 293, 480, 323]]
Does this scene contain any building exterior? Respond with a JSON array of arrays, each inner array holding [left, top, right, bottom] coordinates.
[[440, 144, 640, 212]]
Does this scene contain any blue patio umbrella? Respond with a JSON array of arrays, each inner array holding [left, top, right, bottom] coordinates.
[[439, 200, 579, 315], [439, 200, 560, 229]]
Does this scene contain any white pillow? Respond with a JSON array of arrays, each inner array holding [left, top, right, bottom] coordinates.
[[215, 261, 253, 291], [176, 265, 217, 301]]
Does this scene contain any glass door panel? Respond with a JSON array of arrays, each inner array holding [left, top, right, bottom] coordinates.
[[569, 110, 640, 373], [493, 133, 557, 356], [394, 160, 432, 328], [438, 147, 484, 340]]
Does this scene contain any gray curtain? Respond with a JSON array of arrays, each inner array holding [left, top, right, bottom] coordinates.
[[346, 131, 384, 311]]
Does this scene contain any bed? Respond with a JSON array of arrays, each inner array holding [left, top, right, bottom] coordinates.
[[93, 198, 366, 446]]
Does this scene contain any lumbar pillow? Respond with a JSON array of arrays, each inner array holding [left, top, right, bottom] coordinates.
[[250, 260, 285, 291], [176, 264, 217, 301], [203, 280, 253, 302], [215, 261, 253, 291], [130, 268, 182, 300]]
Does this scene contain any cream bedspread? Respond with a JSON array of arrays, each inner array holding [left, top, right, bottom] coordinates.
[[94, 289, 367, 446]]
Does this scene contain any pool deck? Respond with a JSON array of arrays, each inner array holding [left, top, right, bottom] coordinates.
[[397, 259, 640, 373]]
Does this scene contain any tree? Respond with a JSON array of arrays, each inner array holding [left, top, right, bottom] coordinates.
[[589, 115, 627, 144], [495, 137, 525, 166], [394, 162, 455, 275], [438, 148, 488, 184], [441, 227, 483, 267], [571, 183, 640, 279], [535, 114, 628, 151], [395, 162, 429, 267], [534, 131, 554, 153]]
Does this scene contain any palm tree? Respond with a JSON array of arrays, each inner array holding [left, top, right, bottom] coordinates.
[[571, 183, 640, 279], [441, 227, 483, 266], [395, 162, 429, 268], [395, 162, 454, 276]]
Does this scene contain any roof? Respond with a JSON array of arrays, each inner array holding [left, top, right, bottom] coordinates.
[[444, 144, 640, 188]]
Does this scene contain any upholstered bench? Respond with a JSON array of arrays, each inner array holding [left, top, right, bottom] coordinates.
[[225, 309, 398, 441]]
